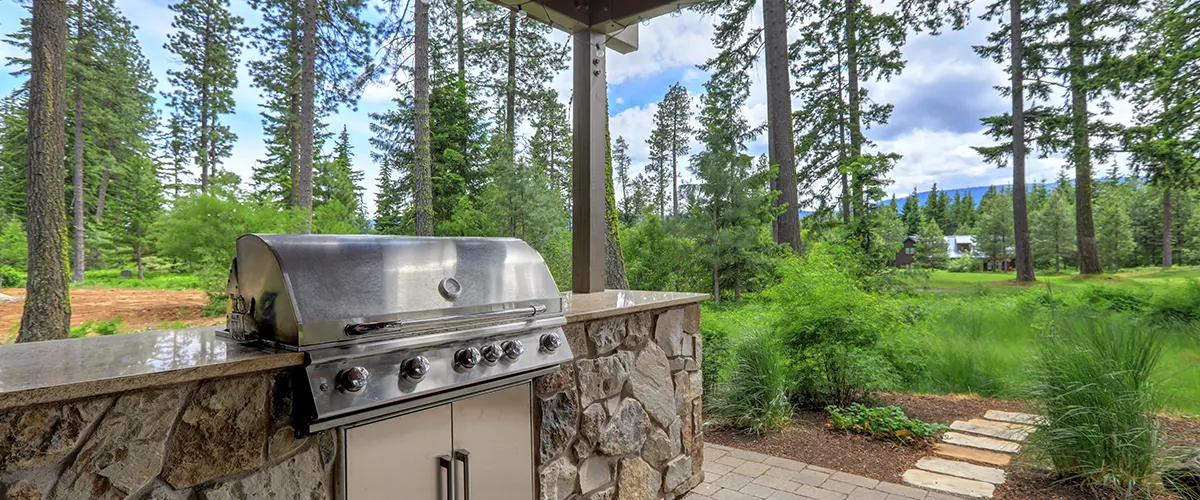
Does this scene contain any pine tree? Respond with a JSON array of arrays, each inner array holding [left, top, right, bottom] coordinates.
[[164, 0, 242, 194], [411, 0, 432, 235], [1031, 188, 1075, 272], [613, 136, 633, 223], [313, 126, 366, 233], [160, 114, 192, 200], [110, 156, 162, 279], [901, 188, 921, 234], [529, 90, 571, 209], [974, 189, 1014, 266], [648, 83, 693, 218], [1095, 182, 1136, 271], [925, 183, 949, 229], [915, 216, 948, 269], [20, 0, 71, 342], [951, 191, 977, 232]]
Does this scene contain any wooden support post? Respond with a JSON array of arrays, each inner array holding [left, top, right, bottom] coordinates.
[[571, 31, 606, 293]]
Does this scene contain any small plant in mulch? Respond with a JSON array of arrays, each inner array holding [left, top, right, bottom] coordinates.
[[825, 404, 947, 446]]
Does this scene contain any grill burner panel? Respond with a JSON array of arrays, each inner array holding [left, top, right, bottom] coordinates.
[[221, 234, 572, 435]]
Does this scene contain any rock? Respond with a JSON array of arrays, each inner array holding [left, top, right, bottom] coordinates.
[[624, 312, 652, 349], [672, 371, 690, 413], [629, 342, 675, 427], [641, 427, 674, 468], [0, 397, 110, 472], [693, 334, 703, 366], [3, 481, 43, 500], [579, 456, 613, 493], [577, 353, 631, 407], [687, 372, 702, 402], [141, 480, 192, 500], [1164, 454, 1200, 500], [587, 317, 627, 356], [681, 335, 695, 357], [580, 403, 607, 444], [564, 323, 588, 357], [539, 457, 578, 500], [684, 359, 698, 372], [597, 400, 646, 456], [269, 426, 306, 462], [573, 439, 594, 462], [536, 364, 577, 397], [119, 270, 133, 279], [163, 375, 268, 489], [586, 486, 616, 500], [200, 446, 328, 500], [664, 455, 693, 492], [653, 309, 686, 357], [616, 457, 659, 500], [683, 304, 700, 334], [680, 405, 694, 455], [267, 373, 305, 461], [667, 418, 683, 453], [539, 391, 578, 463], [52, 387, 188, 500], [316, 430, 337, 467]]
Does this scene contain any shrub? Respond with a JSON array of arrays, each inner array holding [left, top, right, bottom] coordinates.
[[1077, 285, 1150, 313], [1028, 312, 1164, 496], [826, 404, 947, 446], [94, 317, 124, 336], [947, 258, 979, 273], [0, 265, 25, 288], [709, 330, 793, 435], [69, 321, 94, 338], [1148, 279, 1200, 325]]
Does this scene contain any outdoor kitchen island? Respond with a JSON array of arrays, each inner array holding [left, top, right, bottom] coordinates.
[[0, 290, 705, 500]]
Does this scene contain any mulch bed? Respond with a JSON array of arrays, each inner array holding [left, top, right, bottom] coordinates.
[[704, 392, 1199, 500]]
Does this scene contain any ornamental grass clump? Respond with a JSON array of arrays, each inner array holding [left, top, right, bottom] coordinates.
[[710, 330, 793, 435], [826, 404, 947, 447], [1028, 311, 1165, 498]]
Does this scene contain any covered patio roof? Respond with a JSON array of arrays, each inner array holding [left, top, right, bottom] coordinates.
[[486, 0, 702, 294]]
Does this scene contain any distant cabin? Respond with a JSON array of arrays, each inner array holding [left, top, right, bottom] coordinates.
[[895, 235, 976, 268]]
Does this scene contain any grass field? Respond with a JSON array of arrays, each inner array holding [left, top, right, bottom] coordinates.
[[912, 266, 1200, 293], [70, 270, 206, 290]]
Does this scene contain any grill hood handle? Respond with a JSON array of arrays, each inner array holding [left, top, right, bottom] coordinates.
[[345, 304, 548, 337]]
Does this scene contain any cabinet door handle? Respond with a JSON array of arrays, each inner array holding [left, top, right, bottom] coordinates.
[[439, 455, 456, 500], [454, 449, 471, 500]]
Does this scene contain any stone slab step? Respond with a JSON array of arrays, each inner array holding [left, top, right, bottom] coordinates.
[[943, 432, 1020, 454], [950, 420, 1029, 441], [933, 443, 1012, 467], [983, 410, 1046, 426], [970, 418, 1037, 433], [903, 469, 996, 498], [916, 456, 1007, 484]]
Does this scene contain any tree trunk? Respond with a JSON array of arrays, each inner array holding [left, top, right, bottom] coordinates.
[[412, 0, 434, 235], [764, 0, 801, 253], [605, 113, 628, 290], [845, 0, 864, 207], [136, 247, 144, 280], [1010, 0, 1035, 283], [20, 0, 72, 343], [456, 0, 465, 78], [71, 0, 84, 284], [505, 9, 517, 158], [94, 167, 110, 223], [297, 0, 317, 233], [841, 172, 851, 223], [712, 215, 720, 304], [1163, 186, 1173, 269], [289, 90, 300, 206], [1066, 0, 1102, 274]]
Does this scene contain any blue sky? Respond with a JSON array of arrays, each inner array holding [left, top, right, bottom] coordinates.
[[0, 0, 1133, 215]]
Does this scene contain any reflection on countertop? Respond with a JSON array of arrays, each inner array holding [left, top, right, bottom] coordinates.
[[0, 326, 302, 410], [561, 289, 707, 323]]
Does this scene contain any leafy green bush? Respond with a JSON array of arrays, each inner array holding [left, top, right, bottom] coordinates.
[[1148, 279, 1200, 324], [768, 245, 923, 405], [1028, 312, 1164, 496], [0, 219, 26, 268], [75, 269, 205, 290], [94, 317, 124, 336], [699, 305, 736, 404], [709, 330, 793, 435], [826, 404, 947, 446], [947, 258, 979, 273], [1076, 284, 1150, 313], [0, 265, 25, 288], [69, 321, 94, 338]]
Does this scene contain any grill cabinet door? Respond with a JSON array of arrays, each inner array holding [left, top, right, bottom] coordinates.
[[346, 404, 453, 500], [451, 384, 534, 500]]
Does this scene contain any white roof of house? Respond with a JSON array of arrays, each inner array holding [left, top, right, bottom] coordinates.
[[945, 235, 974, 259]]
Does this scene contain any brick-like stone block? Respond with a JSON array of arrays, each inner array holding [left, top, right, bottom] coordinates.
[[580, 456, 613, 493], [564, 323, 588, 358], [0, 397, 110, 473], [539, 390, 579, 463], [630, 342, 675, 428], [164, 375, 268, 489], [540, 457, 579, 500], [683, 304, 700, 334], [624, 312, 653, 349], [199, 446, 328, 500], [598, 399, 647, 456], [536, 363, 577, 397], [587, 317, 627, 356], [616, 457, 660, 500], [577, 352, 632, 407], [654, 309, 686, 357]]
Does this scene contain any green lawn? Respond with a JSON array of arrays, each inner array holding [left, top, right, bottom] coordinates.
[[912, 266, 1200, 293], [70, 270, 206, 290]]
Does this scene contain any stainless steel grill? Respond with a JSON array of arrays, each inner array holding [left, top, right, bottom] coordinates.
[[221, 234, 573, 436]]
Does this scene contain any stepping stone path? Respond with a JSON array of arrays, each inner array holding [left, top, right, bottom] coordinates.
[[901, 410, 1044, 498]]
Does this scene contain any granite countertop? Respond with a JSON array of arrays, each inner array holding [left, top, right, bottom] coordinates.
[[562, 289, 707, 323], [0, 327, 303, 411], [0, 290, 704, 411]]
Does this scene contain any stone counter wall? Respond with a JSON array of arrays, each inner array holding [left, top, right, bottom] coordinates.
[[535, 304, 704, 500], [0, 371, 335, 500]]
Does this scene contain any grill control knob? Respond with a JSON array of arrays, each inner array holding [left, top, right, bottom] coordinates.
[[401, 356, 431, 381], [338, 366, 370, 393], [481, 344, 503, 363], [540, 333, 562, 353], [502, 340, 525, 360], [455, 347, 482, 370]]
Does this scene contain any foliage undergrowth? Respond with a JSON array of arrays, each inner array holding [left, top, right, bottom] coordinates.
[[1028, 311, 1165, 498], [708, 330, 793, 435], [826, 404, 947, 446], [69, 317, 126, 338], [74, 269, 205, 290]]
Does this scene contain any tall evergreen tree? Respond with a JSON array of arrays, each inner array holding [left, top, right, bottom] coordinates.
[[313, 126, 366, 233], [647, 83, 693, 218], [925, 183, 948, 229], [1031, 188, 1075, 272], [613, 136, 633, 222], [974, 189, 1014, 267], [1095, 182, 1136, 271], [164, 0, 242, 194], [20, 0, 71, 342], [901, 187, 921, 234], [529, 90, 571, 209], [915, 216, 948, 269]]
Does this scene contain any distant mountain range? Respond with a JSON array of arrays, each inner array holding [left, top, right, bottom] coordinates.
[[903, 178, 1081, 208]]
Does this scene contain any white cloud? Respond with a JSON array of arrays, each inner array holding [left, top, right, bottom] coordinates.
[[606, 11, 719, 85]]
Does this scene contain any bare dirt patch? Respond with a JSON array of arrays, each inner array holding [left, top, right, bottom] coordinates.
[[0, 288, 220, 342]]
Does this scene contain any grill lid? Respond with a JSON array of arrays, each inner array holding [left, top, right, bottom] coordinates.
[[226, 234, 563, 348]]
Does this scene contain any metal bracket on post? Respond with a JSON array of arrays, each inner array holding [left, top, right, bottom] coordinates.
[[571, 30, 607, 294]]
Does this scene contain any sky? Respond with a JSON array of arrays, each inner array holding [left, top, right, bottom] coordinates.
[[0, 0, 1134, 215]]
